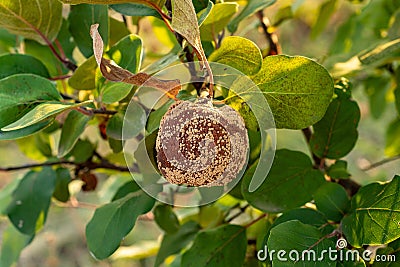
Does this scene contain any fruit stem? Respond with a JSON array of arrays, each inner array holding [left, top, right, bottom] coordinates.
[[204, 60, 214, 98]]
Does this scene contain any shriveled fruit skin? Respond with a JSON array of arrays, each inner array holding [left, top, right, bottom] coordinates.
[[156, 98, 249, 187]]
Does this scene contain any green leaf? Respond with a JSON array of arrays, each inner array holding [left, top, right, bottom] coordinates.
[[57, 19, 77, 62], [272, 5, 293, 27], [267, 220, 336, 266], [108, 137, 123, 153], [0, 54, 50, 79], [181, 224, 247, 267], [109, 17, 131, 46], [373, 247, 395, 267], [98, 173, 132, 202], [272, 208, 333, 235], [314, 182, 349, 222], [0, 224, 33, 267], [6, 168, 56, 235], [61, 0, 166, 9], [250, 55, 334, 129], [102, 82, 133, 104], [141, 46, 181, 74], [146, 99, 174, 133], [209, 36, 262, 76], [106, 112, 125, 140], [310, 0, 339, 39], [326, 160, 351, 179], [0, 120, 53, 140], [310, 95, 360, 159], [193, 0, 211, 13], [58, 110, 90, 158], [68, 56, 97, 90], [110, 3, 161, 18], [395, 67, 400, 116], [16, 135, 48, 161], [226, 94, 258, 131], [69, 139, 95, 163], [342, 176, 400, 247], [24, 39, 68, 76], [34, 132, 52, 157], [68, 4, 109, 58], [198, 2, 238, 41], [107, 101, 146, 140], [150, 17, 179, 49], [197, 1, 213, 26], [198, 205, 224, 228], [106, 34, 143, 73], [377, 238, 400, 266], [58, 110, 91, 157], [2, 101, 92, 131], [363, 76, 390, 119], [112, 180, 141, 201], [0, 74, 61, 128], [0, 0, 62, 45], [0, 178, 21, 215], [385, 119, 400, 157], [155, 221, 200, 267], [358, 38, 400, 65], [0, 28, 16, 54], [86, 190, 155, 259], [227, 0, 276, 33], [135, 131, 158, 174], [154, 204, 180, 234], [53, 168, 71, 203], [242, 149, 325, 213]]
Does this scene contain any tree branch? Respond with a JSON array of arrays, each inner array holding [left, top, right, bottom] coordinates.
[[0, 161, 73, 172], [361, 154, 400, 171], [337, 179, 361, 197], [49, 75, 72, 81], [0, 159, 135, 173], [256, 11, 281, 56], [301, 127, 324, 169], [244, 213, 267, 228], [76, 106, 118, 116], [225, 204, 250, 223]]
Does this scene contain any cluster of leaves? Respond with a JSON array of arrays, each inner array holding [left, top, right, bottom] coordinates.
[[0, 0, 400, 266]]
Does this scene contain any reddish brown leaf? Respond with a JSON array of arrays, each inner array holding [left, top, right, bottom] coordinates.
[[90, 24, 181, 99]]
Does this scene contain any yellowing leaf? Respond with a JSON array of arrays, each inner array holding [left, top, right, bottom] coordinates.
[[199, 2, 238, 41], [0, 0, 62, 45], [209, 36, 262, 76], [251, 55, 334, 129], [2, 101, 92, 131]]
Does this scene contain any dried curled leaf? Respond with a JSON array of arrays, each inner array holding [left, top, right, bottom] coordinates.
[[90, 24, 180, 99]]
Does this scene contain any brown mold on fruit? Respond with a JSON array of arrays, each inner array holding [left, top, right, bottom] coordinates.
[[156, 98, 248, 186]]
